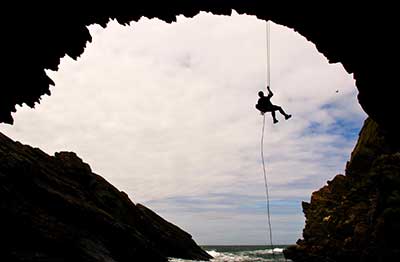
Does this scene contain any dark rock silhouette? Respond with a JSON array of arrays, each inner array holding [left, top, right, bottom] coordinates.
[[0, 132, 212, 262], [284, 118, 400, 262]]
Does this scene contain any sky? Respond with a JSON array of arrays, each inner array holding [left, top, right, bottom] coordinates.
[[0, 11, 367, 245]]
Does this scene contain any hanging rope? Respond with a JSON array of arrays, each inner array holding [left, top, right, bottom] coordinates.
[[266, 20, 271, 88], [261, 20, 275, 258]]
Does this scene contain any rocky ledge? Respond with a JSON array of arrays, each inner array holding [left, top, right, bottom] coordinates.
[[0, 132, 212, 262], [284, 118, 400, 262]]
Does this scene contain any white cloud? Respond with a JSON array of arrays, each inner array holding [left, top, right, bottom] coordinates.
[[0, 11, 366, 244]]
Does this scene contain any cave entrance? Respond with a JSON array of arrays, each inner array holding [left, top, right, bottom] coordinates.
[[0, 11, 366, 246]]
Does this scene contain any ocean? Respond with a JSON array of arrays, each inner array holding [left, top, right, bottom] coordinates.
[[169, 245, 290, 262]]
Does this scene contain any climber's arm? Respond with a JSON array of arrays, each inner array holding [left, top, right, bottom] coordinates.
[[267, 86, 273, 98]]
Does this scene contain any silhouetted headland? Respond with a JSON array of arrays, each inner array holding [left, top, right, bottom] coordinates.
[[0, 132, 212, 262], [284, 118, 400, 261]]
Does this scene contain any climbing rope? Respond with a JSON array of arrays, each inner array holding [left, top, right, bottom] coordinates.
[[261, 114, 275, 256], [266, 20, 271, 87], [261, 20, 275, 258]]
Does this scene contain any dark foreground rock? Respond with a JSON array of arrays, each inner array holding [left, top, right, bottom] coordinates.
[[0, 132, 212, 262], [284, 118, 400, 262]]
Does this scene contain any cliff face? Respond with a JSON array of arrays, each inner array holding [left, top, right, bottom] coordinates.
[[0, 132, 212, 262], [284, 118, 400, 262]]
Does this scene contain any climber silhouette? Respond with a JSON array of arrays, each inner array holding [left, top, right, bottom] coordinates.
[[255, 86, 292, 124]]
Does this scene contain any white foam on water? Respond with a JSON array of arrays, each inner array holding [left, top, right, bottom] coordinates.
[[169, 248, 287, 262], [209, 250, 252, 261], [206, 250, 220, 257], [243, 248, 284, 255]]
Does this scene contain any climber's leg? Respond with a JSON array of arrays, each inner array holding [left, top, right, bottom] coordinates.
[[273, 105, 291, 120]]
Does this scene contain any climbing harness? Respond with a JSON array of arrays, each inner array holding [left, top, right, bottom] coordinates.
[[261, 20, 276, 259]]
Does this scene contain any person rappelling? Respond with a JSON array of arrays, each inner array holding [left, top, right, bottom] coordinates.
[[255, 86, 292, 124]]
